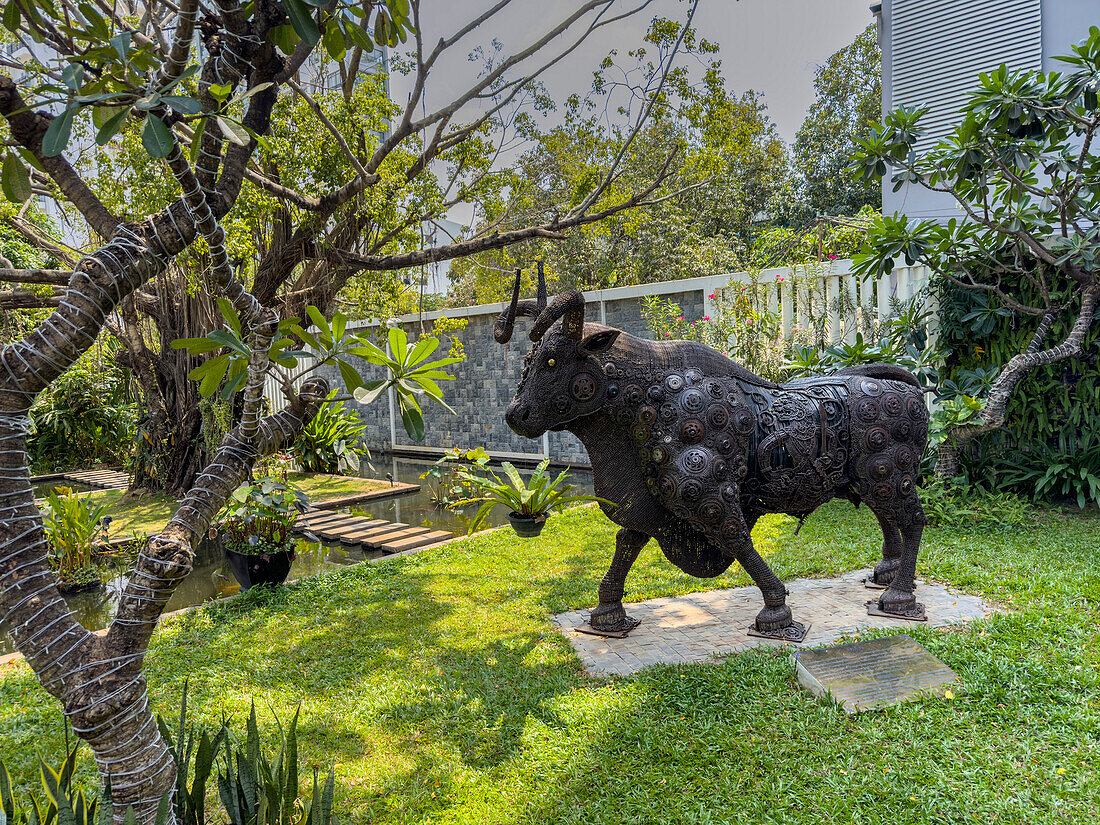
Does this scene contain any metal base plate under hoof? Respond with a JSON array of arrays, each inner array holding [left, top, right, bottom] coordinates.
[[747, 620, 811, 643], [866, 599, 927, 622], [575, 617, 641, 638], [863, 576, 889, 591]]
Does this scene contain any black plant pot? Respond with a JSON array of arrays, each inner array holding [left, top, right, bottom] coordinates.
[[225, 546, 296, 590], [506, 511, 547, 538]]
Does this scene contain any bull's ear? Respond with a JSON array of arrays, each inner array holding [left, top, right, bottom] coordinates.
[[578, 328, 620, 355]]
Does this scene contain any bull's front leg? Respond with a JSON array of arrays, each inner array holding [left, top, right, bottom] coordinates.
[[589, 528, 647, 633]]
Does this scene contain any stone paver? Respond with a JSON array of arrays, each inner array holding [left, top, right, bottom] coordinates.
[[551, 569, 995, 678]]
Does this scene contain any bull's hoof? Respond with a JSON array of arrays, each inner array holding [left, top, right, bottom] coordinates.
[[754, 603, 792, 632], [871, 558, 900, 586], [585, 601, 641, 635], [867, 587, 927, 622], [748, 605, 810, 643]]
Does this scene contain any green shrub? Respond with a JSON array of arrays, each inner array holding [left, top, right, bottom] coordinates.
[[919, 478, 1034, 530], [292, 391, 368, 474], [41, 487, 111, 590]]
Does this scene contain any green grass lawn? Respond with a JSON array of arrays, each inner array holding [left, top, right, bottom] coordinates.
[[56, 473, 391, 537], [2, 501, 1099, 823]]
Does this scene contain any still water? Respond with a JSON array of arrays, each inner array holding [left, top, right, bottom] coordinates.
[[2, 457, 593, 656]]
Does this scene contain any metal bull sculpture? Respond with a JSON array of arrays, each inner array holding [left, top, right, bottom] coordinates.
[[494, 269, 929, 641]]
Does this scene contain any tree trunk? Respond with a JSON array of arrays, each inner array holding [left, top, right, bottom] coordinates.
[[935, 286, 1098, 478]]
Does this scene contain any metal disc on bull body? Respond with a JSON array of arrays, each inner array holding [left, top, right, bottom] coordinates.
[[681, 418, 705, 444], [665, 374, 684, 393], [570, 373, 597, 401], [616, 407, 634, 426], [881, 393, 903, 417], [870, 456, 892, 479], [553, 394, 570, 413], [908, 397, 929, 421], [685, 368, 703, 384], [658, 473, 676, 497], [604, 362, 618, 377], [873, 481, 895, 500], [651, 445, 667, 464], [681, 478, 703, 500], [647, 384, 664, 403], [865, 427, 889, 451], [732, 409, 753, 434], [638, 405, 657, 425], [706, 379, 724, 398], [713, 459, 728, 479], [699, 500, 723, 523], [631, 423, 651, 443], [860, 379, 883, 397], [895, 446, 914, 471], [707, 404, 729, 428], [660, 403, 677, 422], [899, 476, 914, 495], [606, 383, 619, 399], [720, 483, 738, 502], [680, 446, 712, 475], [625, 384, 643, 404], [680, 388, 706, 413], [893, 418, 912, 439], [715, 434, 735, 455]]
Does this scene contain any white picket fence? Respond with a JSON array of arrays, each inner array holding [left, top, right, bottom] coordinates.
[[263, 259, 935, 412]]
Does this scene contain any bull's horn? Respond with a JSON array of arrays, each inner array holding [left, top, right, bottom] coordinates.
[[494, 268, 542, 344], [531, 290, 585, 342], [536, 260, 547, 311]]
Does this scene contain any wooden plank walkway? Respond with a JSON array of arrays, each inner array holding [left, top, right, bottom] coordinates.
[[57, 470, 130, 490], [297, 509, 451, 555]]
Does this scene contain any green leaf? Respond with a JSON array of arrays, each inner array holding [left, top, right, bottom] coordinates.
[[42, 105, 75, 157], [323, 16, 346, 61], [306, 305, 332, 339], [217, 116, 250, 146], [3, 0, 22, 32], [397, 393, 425, 441], [353, 380, 389, 406], [189, 116, 206, 162], [388, 326, 409, 366], [163, 95, 202, 115], [141, 114, 174, 158], [337, 358, 363, 393], [95, 106, 130, 145], [207, 329, 250, 357], [2, 151, 32, 203], [282, 0, 320, 46]]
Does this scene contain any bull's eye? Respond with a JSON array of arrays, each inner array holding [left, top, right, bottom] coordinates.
[[547, 358, 556, 367]]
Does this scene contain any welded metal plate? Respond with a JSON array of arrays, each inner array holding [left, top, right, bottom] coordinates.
[[793, 634, 957, 713], [867, 599, 927, 622], [575, 617, 641, 638], [747, 620, 810, 643]]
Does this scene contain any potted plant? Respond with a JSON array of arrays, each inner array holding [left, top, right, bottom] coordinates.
[[455, 459, 604, 537], [218, 477, 310, 590], [41, 486, 111, 593]]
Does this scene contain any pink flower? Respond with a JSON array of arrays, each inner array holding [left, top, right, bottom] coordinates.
[[708, 292, 718, 300], [677, 315, 684, 321], [664, 331, 671, 337], [703, 315, 711, 321], [776, 275, 786, 283], [827, 254, 837, 260]]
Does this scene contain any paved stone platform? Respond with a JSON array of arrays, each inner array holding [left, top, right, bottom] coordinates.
[[551, 569, 994, 678]]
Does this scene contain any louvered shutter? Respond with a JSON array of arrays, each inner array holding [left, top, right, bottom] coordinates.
[[891, 0, 1042, 152]]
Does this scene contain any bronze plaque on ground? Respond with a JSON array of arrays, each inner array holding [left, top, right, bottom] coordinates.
[[792, 634, 957, 713]]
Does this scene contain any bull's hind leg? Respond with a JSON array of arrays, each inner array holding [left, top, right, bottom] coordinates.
[[588, 528, 647, 634], [740, 544, 810, 643], [870, 494, 928, 620], [871, 510, 903, 586]]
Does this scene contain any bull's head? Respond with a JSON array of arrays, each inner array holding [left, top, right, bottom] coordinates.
[[495, 265, 620, 437]]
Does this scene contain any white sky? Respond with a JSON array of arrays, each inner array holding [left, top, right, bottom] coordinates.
[[389, 0, 874, 145]]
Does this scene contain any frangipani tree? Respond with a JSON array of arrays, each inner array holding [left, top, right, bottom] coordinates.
[[853, 27, 1100, 476], [0, 0, 702, 820]]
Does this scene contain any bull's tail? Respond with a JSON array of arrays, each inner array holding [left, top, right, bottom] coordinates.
[[833, 363, 922, 390]]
